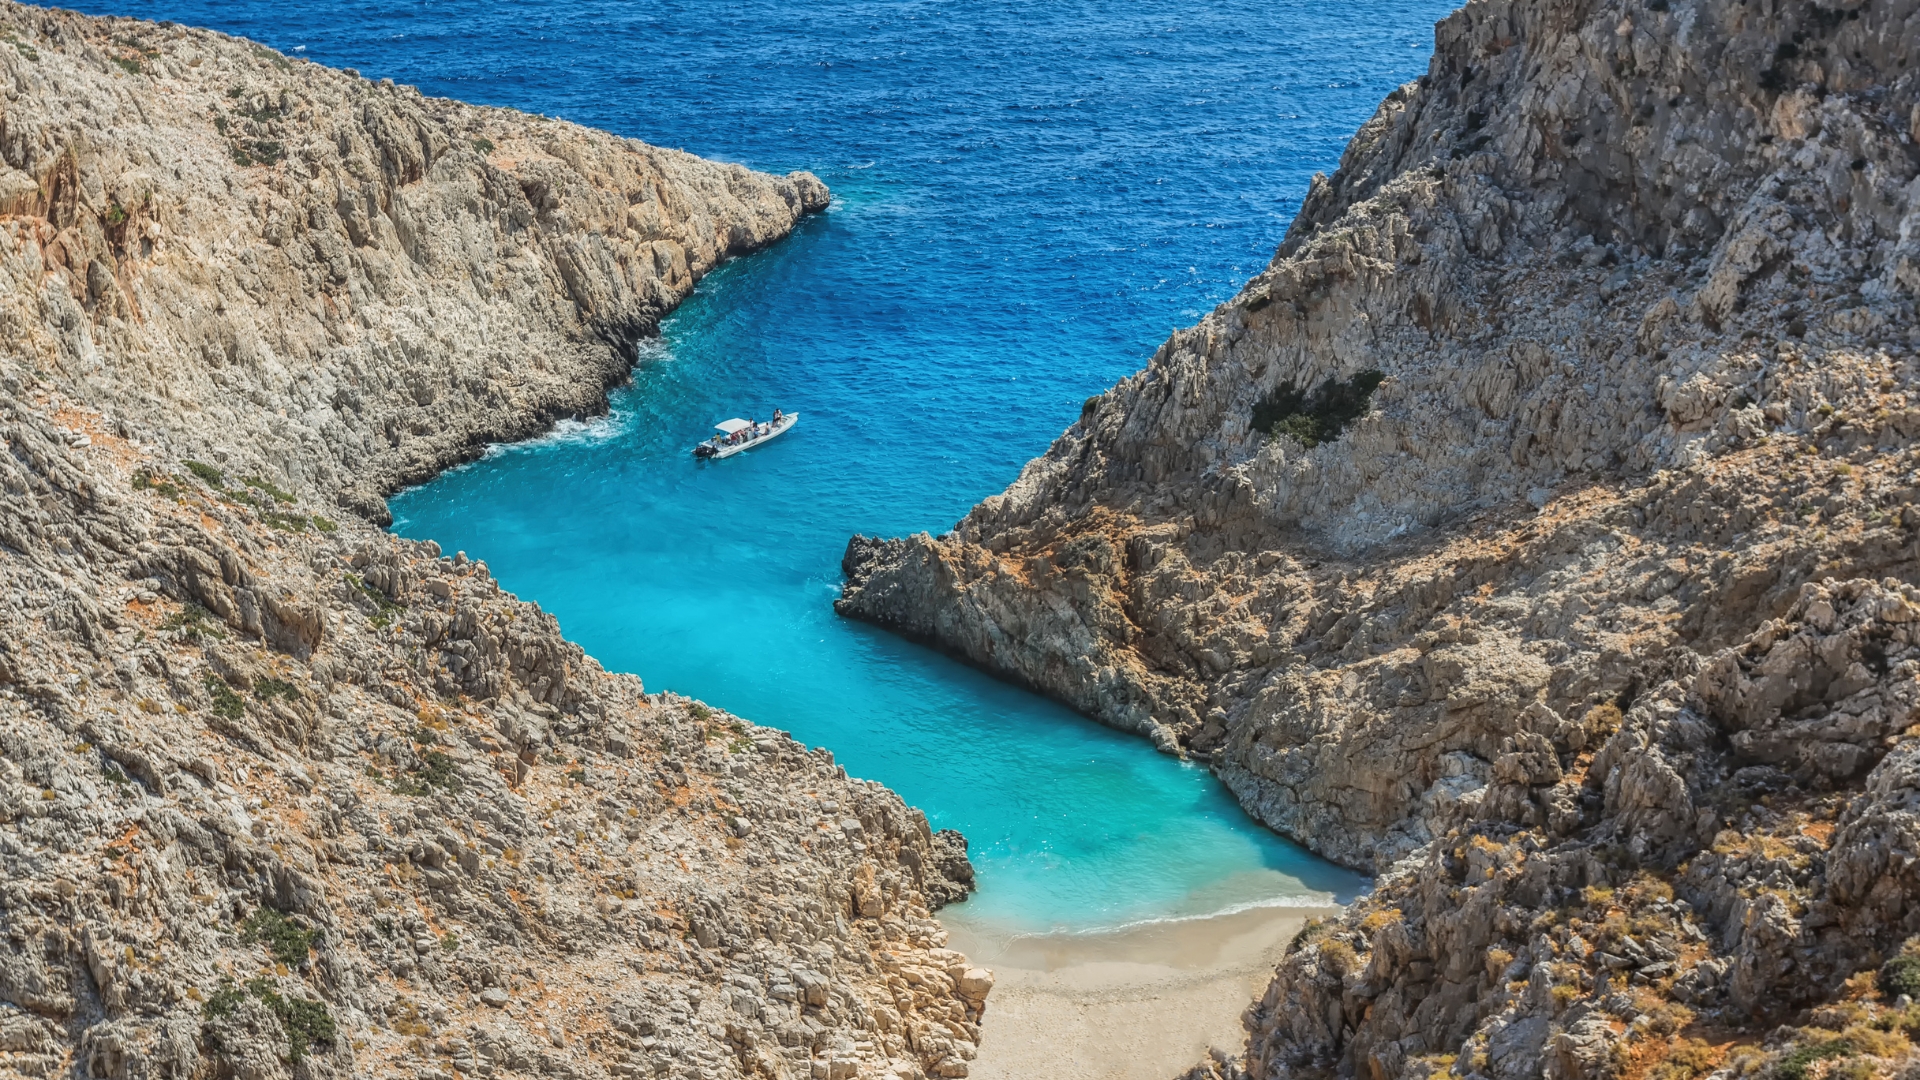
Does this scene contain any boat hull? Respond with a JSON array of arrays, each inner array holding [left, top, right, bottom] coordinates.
[[696, 413, 798, 459]]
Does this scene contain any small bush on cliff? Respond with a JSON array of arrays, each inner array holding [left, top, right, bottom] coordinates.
[[164, 603, 224, 642], [1251, 370, 1385, 448], [2, 30, 40, 61], [202, 978, 246, 1020], [241, 907, 315, 966], [261, 986, 335, 1062], [203, 976, 335, 1062], [252, 676, 300, 703], [1774, 1039, 1855, 1080], [132, 467, 183, 498], [202, 672, 245, 720], [242, 475, 296, 503], [1318, 938, 1358, 977], [1880, 944, 1920, 1000], [393, 751, 461, 796], [183, 459, 226, 487], [1287, 916, 1332, 954]]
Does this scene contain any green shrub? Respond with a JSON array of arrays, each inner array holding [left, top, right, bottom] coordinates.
[[261, 511, 308, 533], [311, 515, 337, 533], [183, 459, 226, 487], [208, 976, 334, 1062], [132, 468, 183, 498], [112, 56, 141, 74], [202, 673, 245, 720], [473, 137, 494, 154], [394, 751, 460, 796], [202, 977, 247, 1019], [1775, 1039, 1854, 1080], [1881, 955, 1920, 1000], [1, 30, 40, 61], [1251, 370, 1386, 448], [163, 603, 224, 642], [267, 990, 335, 1061], [241, 907, 315, 966], [100, 760, 133, 791], [242, 475, 296, 503], [252, 676, 300, 703]]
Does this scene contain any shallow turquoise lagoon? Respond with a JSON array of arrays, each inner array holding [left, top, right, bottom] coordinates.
[[82, 0, 1455, 933], [389, 247, 1366, 935]]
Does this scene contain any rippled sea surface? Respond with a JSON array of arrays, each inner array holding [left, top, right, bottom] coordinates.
[[80, 0, 1452, 933]]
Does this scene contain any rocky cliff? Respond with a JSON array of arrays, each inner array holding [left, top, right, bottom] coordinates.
[[838, 0, 1920, 1075], [0, 5, 988, 1080]]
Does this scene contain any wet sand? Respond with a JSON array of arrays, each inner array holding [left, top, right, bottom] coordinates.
[[941, 904, 1342, 1080]]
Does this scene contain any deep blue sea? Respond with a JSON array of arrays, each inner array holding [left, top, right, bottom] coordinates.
[[82, 0, 1451, 935]]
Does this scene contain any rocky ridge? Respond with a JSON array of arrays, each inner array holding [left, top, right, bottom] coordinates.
[[838, 0, 1920, 1076], [0, 5, 986, 1080]]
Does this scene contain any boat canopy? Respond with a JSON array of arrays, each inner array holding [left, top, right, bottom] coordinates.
[[714, 418, 753, 434]]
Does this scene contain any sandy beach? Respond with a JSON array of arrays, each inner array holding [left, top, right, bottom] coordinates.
[[940, 904, 1342, 1080]]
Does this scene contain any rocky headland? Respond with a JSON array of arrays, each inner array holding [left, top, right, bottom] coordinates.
[[0, 4, 989, 1079], [839, 0, 1920, 1076]]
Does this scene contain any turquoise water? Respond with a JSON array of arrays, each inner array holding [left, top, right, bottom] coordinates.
[[81, 0, 1455, 933], [386, 255, 1368, 934]]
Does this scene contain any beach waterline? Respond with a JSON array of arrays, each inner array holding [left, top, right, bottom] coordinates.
[[944, 903, 1342, 1080]]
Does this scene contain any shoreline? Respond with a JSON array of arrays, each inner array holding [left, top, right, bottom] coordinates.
[[942, 903, 1341, 1080]]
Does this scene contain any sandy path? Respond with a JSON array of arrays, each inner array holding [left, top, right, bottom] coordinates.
[[940, 905, 1341, 1080]]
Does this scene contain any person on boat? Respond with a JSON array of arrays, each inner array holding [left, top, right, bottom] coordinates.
[[773, 408, 784, 423]]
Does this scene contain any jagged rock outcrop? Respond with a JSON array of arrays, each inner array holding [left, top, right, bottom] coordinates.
[[0, 5, 984, 1079], [840, 0, 1920, 1074]]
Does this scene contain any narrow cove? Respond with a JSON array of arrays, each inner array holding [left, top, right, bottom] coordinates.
[[74, 0, 1459, 941], [388, 248, 1363, 939], [324, 0, 1464, 944]]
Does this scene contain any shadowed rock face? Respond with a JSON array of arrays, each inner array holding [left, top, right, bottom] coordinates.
[[840, 0, 1920, 1074], [0, 5, 986, 1079]]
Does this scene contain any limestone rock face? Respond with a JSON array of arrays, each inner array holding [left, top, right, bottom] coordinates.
[[0, 0, 828, 524], [0, 5, 981, 1079], [839, 0, 1920, 1072]]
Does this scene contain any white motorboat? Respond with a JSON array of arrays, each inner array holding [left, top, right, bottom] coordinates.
[[693, 412, 798, 459]]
